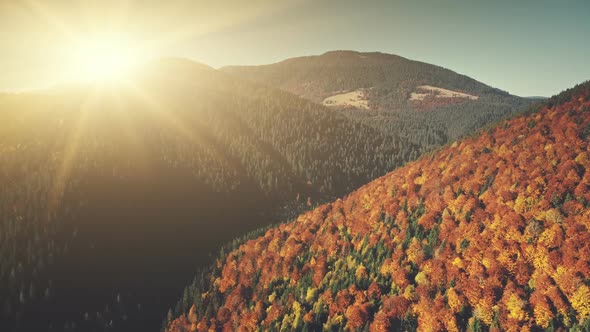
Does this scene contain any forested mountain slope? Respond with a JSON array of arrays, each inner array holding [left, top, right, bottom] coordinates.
[[167, 81, 590, 332], [0, 58, 408, 331], [223, 51, 533, 153]]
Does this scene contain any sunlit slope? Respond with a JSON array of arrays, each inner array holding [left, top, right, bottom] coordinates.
[[167, 81, 590, 331]]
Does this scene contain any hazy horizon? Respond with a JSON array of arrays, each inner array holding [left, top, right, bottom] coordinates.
[[1, 0, 589, 96]]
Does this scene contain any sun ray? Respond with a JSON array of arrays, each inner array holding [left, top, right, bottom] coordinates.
[[47, 88, 97, 218], [107, 86, 154, 177], [121, 80, 201, 143], [22, 0, 77, 41], [121, 79, 236, 166]]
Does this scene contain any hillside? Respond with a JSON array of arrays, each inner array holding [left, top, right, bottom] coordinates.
[[223, 51, 532, 150], [0, 58, 410, 331], [222, 50, 506, 107], [166, 81, 590, 332], [0, 56, 532, 332]]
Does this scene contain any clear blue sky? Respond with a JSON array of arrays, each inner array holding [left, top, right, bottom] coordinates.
[[1, 0, 589, 97]]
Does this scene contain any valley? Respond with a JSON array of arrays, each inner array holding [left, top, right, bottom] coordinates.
[[2, 2, 588, 331], [0, 54, 534, 331]]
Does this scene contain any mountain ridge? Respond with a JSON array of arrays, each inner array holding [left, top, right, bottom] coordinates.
[[222, 50, 513, 107]]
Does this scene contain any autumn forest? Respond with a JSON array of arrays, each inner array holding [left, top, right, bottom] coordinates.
[[1, 2, 589, 331], [166, 82, 590, 332]]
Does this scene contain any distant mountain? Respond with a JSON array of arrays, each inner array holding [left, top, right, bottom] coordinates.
[[223, 50, 508, 108], [166, 81, 590, 331], [223, 50, 533, 153]]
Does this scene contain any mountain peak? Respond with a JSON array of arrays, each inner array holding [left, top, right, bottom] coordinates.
[[318, 50, 405, 61], [146, 57, 214, 71], [136, 57, 215, 79]]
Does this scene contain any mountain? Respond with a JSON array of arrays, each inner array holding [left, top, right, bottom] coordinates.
[[166, 81, 590, 332], [0, 58, 408, 331], [0, 55, 534, 331], [222, 50, 506, 107], [223, 51, 532, 151]]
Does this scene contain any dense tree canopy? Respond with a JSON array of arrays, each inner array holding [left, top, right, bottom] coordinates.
[[224, 50, 531, 160], [167, 81, 590, 332], [0, 57, 532, 331]]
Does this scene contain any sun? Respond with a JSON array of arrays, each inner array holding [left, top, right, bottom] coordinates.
[[68, 36, 142, 83]]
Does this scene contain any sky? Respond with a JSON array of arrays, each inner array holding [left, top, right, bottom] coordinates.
[[0, 0, 588, 96]]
